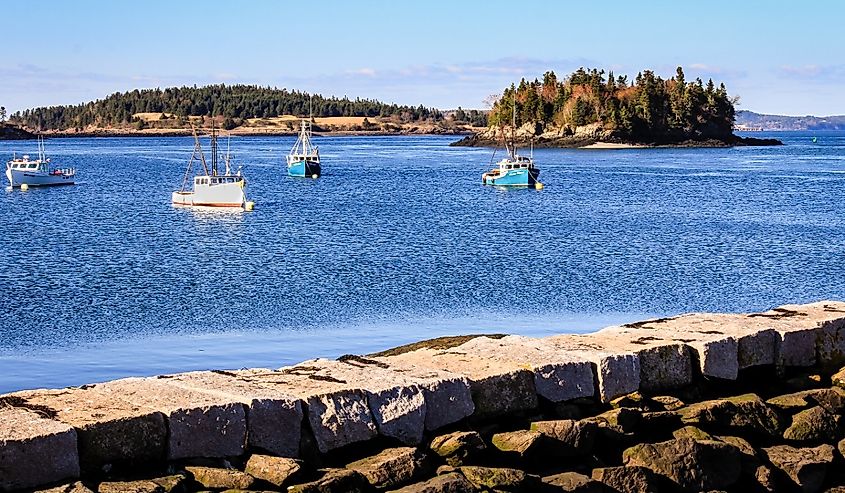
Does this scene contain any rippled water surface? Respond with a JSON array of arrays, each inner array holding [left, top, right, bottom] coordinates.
[[2, 131, 844, 392]]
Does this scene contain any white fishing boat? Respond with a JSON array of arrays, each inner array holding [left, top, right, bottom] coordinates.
[[172, 126, 252, 209], [6, 136, 75, 187]]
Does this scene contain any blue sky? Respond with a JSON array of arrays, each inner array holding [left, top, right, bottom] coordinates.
[[2, 0, 844, 115]]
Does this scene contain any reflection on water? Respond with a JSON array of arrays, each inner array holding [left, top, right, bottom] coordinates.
[[1, 131, 844, 392]]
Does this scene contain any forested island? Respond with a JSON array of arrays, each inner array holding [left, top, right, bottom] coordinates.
[[8, 85, 487, 136], [453, 67, 781, 147]]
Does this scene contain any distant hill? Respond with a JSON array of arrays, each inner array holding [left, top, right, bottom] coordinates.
[[735, 110, 845, 131], [9, 84, 450, 132]]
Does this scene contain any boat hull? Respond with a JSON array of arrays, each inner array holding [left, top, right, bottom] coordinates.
[[287, 159, 321, 178], [6, 168, 75, 187], [482, 168, 540, 186], [172, 182, 245, 208]]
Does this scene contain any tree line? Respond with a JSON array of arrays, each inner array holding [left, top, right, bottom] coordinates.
[[489, 67, 737, 141], [10, 85, 444, 131]]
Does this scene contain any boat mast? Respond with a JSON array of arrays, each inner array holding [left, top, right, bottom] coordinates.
[[224, 134, 231, 175], [210, 124, 219, 176], [511, 95, 517, 159]]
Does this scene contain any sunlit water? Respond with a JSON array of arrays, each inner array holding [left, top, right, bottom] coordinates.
[[1, 131, 844, 392]]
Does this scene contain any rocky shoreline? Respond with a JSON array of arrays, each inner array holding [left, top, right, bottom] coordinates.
[[449, 123, 783, 148], [4, 301, 845, 492]]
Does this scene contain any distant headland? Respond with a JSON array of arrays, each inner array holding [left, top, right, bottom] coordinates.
[[735, 110, 845, 131], [452, 67, 782, 148]]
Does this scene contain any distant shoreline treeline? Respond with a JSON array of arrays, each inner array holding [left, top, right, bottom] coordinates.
[[10, 85, 474, 131], [489, 67, 737, 143]]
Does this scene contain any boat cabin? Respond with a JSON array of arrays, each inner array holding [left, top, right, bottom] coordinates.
[[194, 175, 244, 186], [7, 157, 47, 171]]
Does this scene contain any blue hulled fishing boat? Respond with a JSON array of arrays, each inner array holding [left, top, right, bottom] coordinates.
[[482, 99, 540, 187], [481, 143, 539, 187], [287, 119, 320, 178]]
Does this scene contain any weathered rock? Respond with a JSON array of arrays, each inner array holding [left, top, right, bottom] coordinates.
[[244, 454, 302, 487], [673, 426, 713, 441], [579, 327, 696, 391], [763, 444, 835, 493], [752, 301, 845, 368], [610, 392, 649, 411], [287, 468, 370, 493], [12, 387, 167, 474], [379, 346, 539, 417], [232, 367, 378, 453], [767, 388, 845, 413], [100, 377, 247, 460], [651, 395, 685, 411], [354, 357, 475, 433], [783, 406, 839, 442], [545, 334, 641, 401], [271, 358, 429, 446], [679, 393, 781, 437], [184, 466, 255, 490], [457, 335, 596, 402], [715, 435, 756, 458], [149, 475, 187, 493], [832, 367, 845, 389], [389, 472, 475, 493], [165, 371, 303, 457], [590, 466, 660, 493], [529, 419, 596, 456], [541, 472, 604, 493], [346, 447, 430, 489], [429, 431, 486, 466], [601, 313, 747, 380], [622, 438, 741, 490], [755, 464, 777, 492], [588, 408, 641, 433], [0, 404, 80, 491], [36, 482, 95, 493], [459, 466, 532, 491], [490, 430, 547, 458], [97, 480, 163, 493]]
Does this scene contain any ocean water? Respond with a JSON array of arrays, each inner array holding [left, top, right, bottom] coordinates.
[[1, 131, 844, 392]]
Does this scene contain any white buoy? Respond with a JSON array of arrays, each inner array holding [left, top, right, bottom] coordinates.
[[244, 201, 255, 211], [20, 184, 29, 191], [311, 173, 319, 179], [535, 182, 544, 190]]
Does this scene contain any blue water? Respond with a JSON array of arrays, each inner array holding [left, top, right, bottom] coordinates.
[[1, 131, 844, 392]]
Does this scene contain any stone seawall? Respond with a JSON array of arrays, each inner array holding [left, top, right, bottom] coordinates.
[[3, 301, 845, 492]]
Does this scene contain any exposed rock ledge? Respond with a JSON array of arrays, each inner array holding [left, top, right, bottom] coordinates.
[[3, 301, 845, 492], [0, 124, 36, 140], [450, 122, 783, 148]]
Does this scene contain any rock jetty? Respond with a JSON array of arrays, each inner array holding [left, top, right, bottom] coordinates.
[[4, 301, 845, 492]]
